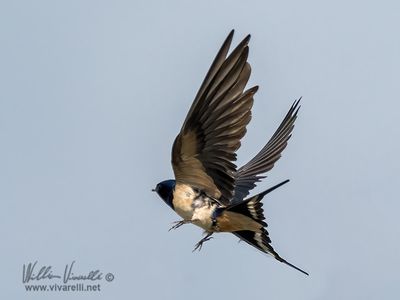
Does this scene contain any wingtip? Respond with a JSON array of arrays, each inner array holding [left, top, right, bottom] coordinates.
[[235, 33, 251, 49], [226, 29, 235, 44], [292, 97, 301, 108], [251, 85, 259, 93], [218, 30, 235, 54], [290, 97, 302, 116], [225, 30, 234, 44], [228, 29, 251, 42]]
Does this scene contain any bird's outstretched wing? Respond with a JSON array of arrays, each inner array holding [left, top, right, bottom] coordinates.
[[171, 30, 257, 205], [231, 99, 301, 204]]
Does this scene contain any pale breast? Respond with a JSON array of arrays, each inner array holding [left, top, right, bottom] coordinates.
[[172, 184, 196, 220]]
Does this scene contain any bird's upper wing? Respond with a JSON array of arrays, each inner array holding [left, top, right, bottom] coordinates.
[[231, 99, 300, 204], [171, 30, 257, 205]]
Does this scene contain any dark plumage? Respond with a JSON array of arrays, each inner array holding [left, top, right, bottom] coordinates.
[[172, 31, 255, 204], [153, 180, 175, 209], [232, 100, 301, 203]]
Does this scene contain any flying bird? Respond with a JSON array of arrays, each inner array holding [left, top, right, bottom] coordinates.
[[153, 30, 308, 276]]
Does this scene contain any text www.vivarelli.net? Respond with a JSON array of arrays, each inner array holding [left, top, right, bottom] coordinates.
[[24, 283, 101, 292]]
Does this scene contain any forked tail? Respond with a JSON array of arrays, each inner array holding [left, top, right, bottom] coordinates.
[[228, 180, 309, 276]]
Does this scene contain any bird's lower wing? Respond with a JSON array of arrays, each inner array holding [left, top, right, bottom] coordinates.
[[231, 99, 301, 204]]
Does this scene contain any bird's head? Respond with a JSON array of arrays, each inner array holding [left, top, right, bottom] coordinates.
[[152, 179, 176, 209]]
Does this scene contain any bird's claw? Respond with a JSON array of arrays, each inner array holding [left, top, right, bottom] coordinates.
[[192, 236, 213, 252], [168, 220, 187, 231]]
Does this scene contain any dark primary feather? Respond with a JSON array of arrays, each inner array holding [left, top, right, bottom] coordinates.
[[231, 99, 301, 203], [172, 30, 258, 205]]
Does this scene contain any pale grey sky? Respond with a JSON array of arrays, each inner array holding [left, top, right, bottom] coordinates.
[[1, 1, 400, 299]]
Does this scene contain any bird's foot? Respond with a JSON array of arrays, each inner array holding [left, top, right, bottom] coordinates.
[[192, 233, 213, 252], [168, 220, 190, 231]]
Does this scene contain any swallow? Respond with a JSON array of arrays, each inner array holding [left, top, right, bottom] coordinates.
[[153, 30, 308, 275]]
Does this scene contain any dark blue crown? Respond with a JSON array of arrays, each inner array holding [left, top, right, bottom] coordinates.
[[154, 179, 176, 209]]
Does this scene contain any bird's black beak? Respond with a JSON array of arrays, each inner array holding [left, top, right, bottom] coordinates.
[[151, 189, 156, 192]]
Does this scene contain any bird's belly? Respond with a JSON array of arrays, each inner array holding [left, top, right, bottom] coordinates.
[[172, 184, 196, 220], [191, 205, 216, 231]]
